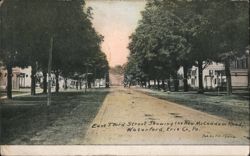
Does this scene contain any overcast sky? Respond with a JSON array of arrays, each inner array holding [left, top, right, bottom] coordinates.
[[86, 0, 146, 67]]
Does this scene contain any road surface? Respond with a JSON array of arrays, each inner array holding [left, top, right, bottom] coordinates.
[[83, 87, 249, 144]]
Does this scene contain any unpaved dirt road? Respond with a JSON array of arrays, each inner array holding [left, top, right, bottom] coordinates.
[[84, 87, 249, 144]]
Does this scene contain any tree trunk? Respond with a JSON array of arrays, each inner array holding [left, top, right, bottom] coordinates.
[[248, 54, 250, 92], [79, 80, 82, 90], [183, 65, 188, 92], [55, 71, 59, 93], [88, 81, 91, 88], [105, 72, 109, 88], [64, 78, 68, 90], [148, 80, 151, 88], [42, 70, 47, 94], [6, 64, 12, 99], [153, 79, 156, 88], [31, 65, 36, 95], [167, 78, 171, 91], [173, 71, 179, 92], [162, 80, 165, 91], [197, 60, 204, 94], [225, 59, 232, 95], [76, 80, 78, 90], [157, 79, 160, 90]]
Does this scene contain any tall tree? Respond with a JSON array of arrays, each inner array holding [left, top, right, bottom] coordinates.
[[1, 0, 108, 96], [0, 0, 29, 98], [126, 0, 248, 94], [127, 0, 191, 91], [207, 0, 249, 95]]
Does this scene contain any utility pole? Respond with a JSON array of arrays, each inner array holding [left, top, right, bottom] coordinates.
[[246, 49, 250, 91], [47, 37, 53, 106], [85, 65, 88, 93]]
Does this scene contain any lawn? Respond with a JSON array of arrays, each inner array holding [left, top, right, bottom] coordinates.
[[135, 87, 249, 125], [0, 89, 109, 144], [0, 88, 44, 98], [0, 90, 29, 97]]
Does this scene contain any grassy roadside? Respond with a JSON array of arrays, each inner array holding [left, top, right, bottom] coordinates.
[[135, 87, 249, 125], [0, 89, 109, 144], [0, 88, 44, 98], [0, 90, 29, 97]]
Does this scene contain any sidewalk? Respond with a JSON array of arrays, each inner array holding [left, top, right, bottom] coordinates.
[[1, 88, 48, 100]]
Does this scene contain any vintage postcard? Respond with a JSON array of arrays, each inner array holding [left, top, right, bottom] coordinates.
[[0, 0, 249, 155]]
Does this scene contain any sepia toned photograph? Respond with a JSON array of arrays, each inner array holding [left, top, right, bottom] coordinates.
[[0, 0, 249, 155]]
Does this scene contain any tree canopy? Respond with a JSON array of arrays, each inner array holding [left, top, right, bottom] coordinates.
[[125, 0, 249, 93], [0, 0, 109, 98]]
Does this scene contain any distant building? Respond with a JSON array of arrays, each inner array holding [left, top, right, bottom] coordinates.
[[0, 66, 32, 90], [183, 62, 226, 89], [0, 66, 107, 90], [179, 57, 248, 90], [230, 55, 248, 89], [109, 70, 124, 86]]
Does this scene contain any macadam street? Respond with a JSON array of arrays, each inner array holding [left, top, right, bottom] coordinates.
[[83, 87, 249, 144], [2, 86, 248, 145]]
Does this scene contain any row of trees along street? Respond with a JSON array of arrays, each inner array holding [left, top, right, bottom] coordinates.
[[125, 0, 249, 95], [0, 0, 109, 99]]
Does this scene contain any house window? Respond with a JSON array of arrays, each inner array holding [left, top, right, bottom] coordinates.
[[214, 79, 217, 85], [191, 70, 196, 76], [215, 70, 225, 76], [209, 70, 213, 76], [236, 58, 247, 69], [231, 60, 236, 69], [242, 58, 247, 69], [236, 60, 241, 69], [246, 58, 249, 68], [191, 78, 195, 85]]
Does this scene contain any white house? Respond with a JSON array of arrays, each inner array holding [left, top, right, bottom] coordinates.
[[230, 55, 248, 88], [188, 62, 226, 89], [0, 66, 32, 90], [178, 57, 248, 90]]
